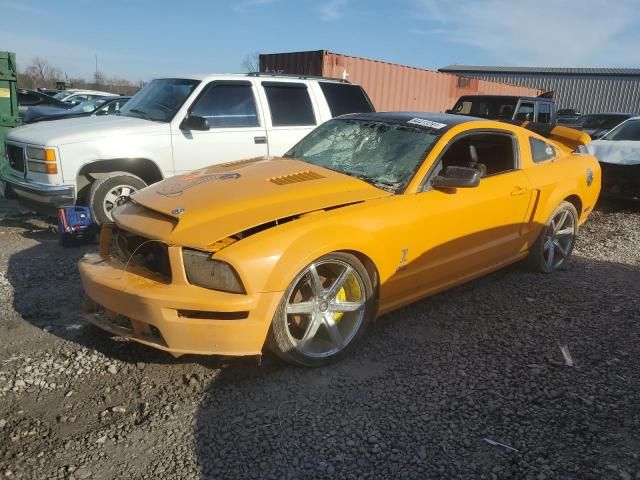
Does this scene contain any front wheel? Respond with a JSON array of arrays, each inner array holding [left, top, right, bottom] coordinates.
[[528, 201, 578, 273], [88, 172, 146, 225], [267, 252, 374, 367]]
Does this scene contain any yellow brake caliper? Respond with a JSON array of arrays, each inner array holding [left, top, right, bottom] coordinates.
[[333, 274, 361, 323]]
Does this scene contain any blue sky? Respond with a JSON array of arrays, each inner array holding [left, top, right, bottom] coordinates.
[[1, 0, 639, 82]]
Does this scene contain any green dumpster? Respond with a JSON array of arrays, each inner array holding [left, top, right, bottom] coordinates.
[[0, 51, 20, 158]]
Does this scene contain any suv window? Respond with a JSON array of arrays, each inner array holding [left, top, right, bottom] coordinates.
[[319, 82, 373, 117], [530, 137, 556, 163], [263, 82, 316, 127], [439, 132, 517, 178], [191, 83, 259, 128], [538, 103, 552, 123], [451, 97, 517, 119], [515, 102, 535, 121]]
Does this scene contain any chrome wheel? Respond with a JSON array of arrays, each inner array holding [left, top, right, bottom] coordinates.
[[284, 259, 367, 359], [543, 208, 576, 269], [103, 185, 136, 220]]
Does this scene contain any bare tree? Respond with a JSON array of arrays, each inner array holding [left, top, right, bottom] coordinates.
[[20, 57, 63, 88], [240, 52, 260, 72], [17, 56, 142, 95], [93, 70, 106, 90]]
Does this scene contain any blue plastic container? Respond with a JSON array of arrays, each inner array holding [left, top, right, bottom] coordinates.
[[57, 206, 97, 246]]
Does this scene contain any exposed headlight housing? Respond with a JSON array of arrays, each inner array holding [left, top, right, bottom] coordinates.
[[26, 147, 58, 174], [182, 248, 245, 294]]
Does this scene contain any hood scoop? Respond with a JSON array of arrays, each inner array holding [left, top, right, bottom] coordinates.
[[269, 171, 325, 186]]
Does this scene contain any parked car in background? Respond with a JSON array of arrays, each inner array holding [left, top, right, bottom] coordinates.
[[586, 116, 640, 200], [23, 96, 131, 124], [563, 113, 633, 139], [17, 89, 70, 117], [557, 108, 581, 124], [52, 89, 115, 105], [448, 95, 557, 124], [37, 88, 63, 97], [1, 73, 374, 224], [78, 112, 600, 366]]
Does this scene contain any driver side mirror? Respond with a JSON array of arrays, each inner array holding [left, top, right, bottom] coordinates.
[[431, 166, 480, 189], [181, 115, 209, 131]]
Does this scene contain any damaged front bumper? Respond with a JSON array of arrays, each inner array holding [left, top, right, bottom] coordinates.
[[78, 228, 282, 357], [599, 162, 640, 201]]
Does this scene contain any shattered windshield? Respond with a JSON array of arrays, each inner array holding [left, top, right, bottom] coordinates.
[[120, 78, 200, 122], [284, 118, 441, 192]]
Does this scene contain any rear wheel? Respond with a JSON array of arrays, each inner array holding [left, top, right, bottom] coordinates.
[[267, 252, 374, 367], [88, 172, 146, 225], [528, 201, 578, 273]]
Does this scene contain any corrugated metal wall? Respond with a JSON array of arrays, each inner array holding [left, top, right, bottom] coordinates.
[[439, 71, 640, 114], [260, 51, 541, 112]]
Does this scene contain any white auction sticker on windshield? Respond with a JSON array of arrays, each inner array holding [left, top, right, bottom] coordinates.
[[407, 118, 447, 129]]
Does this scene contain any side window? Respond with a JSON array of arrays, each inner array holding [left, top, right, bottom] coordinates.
[[112, 100, 127, 113], [515, 102, 535, 121], [262, 82, 316, 127], [530, 137, 556, 163], [19, 92, 40, 105], [190, 83, 259, 128], [71, 95, 89, 103], [439, 132, 517, 178], [318, 82, 373, 117], [453, 100, 473, 114], [538, 103, 551, 123]]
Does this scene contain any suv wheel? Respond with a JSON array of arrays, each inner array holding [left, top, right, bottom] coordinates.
[[88, 172, 146, 225]]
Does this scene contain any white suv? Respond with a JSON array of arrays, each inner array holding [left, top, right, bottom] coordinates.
[[1, 74, 373, 223]]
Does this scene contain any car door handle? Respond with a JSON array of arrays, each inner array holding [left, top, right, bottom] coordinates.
[[511, 186, 528, 196], [254, 136, 267, 144]]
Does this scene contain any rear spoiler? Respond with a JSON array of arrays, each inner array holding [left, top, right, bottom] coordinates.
[[504, 120, 592, 152]]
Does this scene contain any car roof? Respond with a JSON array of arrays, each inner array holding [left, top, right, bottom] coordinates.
[[65, 90, 114, 95], [457, 95, 545, 102], [338, 112, 485, 130], [581, 112, 633, 116], [153, 73, 349, 84]]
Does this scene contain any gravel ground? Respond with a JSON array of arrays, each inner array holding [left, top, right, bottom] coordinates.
[[0, 196, 638, 480]]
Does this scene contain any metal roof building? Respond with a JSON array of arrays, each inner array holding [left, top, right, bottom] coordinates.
[[438, 65, 640, 114]]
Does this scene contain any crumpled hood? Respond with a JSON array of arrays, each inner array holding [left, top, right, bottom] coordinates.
[[7, 115, 166, 146], [115, 157, 391, 249], [587, 140, 640, 166]]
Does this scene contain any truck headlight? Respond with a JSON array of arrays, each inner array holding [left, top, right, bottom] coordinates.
[[182, 249, 245, 294], [26, 147, 58, 174]]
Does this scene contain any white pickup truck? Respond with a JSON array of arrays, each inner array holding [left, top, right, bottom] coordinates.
[[1, 73, 373, 223]]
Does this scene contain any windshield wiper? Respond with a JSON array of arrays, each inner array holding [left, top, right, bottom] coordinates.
[[374, 179, 401, 190], [349, 173, 399, 192]]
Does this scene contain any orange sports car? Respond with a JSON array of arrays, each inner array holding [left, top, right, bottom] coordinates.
[[79, 113, 600, 367]]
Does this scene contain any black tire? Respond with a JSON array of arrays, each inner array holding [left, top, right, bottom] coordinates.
[[267, 252, 375, 367], [88, 172, 146, 225], [528, 201, 578, 273]]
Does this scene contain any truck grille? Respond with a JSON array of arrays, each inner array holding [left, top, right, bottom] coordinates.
[[6, 144, 25, 173], [112, 227, 172, 282]]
